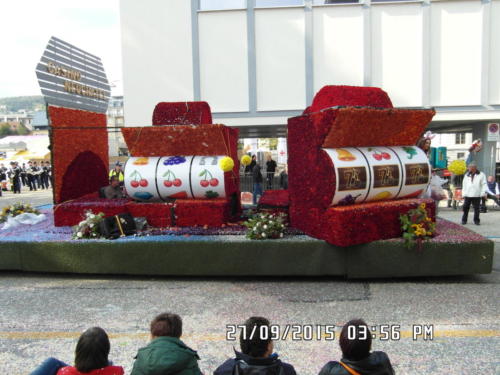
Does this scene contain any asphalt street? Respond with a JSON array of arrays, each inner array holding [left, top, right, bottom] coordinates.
[[0, 190, 498, 374]]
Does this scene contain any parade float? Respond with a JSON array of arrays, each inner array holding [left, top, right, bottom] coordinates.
[[0, 37, 494, 278]]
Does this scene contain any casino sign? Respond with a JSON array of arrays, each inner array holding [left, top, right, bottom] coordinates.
[[36, 36, 110, 113]]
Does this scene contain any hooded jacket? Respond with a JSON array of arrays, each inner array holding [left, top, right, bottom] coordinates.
[[462, 170, 487, 198], [214, 350, 296, 375], [130, 336, 201, 375], [318, 351, 394, 375]]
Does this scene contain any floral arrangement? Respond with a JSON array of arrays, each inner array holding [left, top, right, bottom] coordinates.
[[308, 85, 393, 113], [0, 203, 40, 223], [243, 212, 287, 240], [448, 159, 467, 176], [54, 197, 128, 227], [49, 105, 108, 204], [400, 203, 436, 249], [152, 101, 212, 126], [121, 125, 236, 157], [72, 211, 105, 239]]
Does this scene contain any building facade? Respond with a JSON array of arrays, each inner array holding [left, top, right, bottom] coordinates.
[[120, 0, 500, 176]]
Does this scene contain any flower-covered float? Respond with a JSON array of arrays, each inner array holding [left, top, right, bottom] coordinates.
[[0, 86, 493, 278], [288, 85, 437, 246], [52, 101, 240, 228]]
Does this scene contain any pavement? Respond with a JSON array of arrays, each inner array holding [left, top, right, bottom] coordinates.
[[0, 193, 498, 374]]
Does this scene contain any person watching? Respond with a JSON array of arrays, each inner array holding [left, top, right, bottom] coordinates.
[[461, 162, 487, 225], [109, 162, 125, 186], [103, 176, 124, 199], [29, 327, 123, 375], [480, 175, 500, 212], [318, 319, 394, 375], [130, 312, 202, 375], [214, 316, 296, 375]]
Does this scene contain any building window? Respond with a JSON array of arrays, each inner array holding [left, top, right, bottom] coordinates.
[[314, 0, 359, 4], [455, 133, 466, 144], [457, 152, 465, 160], [200, 0, 246, 10], [256, 0, 304, 7]]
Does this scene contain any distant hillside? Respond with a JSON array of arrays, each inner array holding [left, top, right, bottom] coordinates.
[[0, 96, 45, 112]]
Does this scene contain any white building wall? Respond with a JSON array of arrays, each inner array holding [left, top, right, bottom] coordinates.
[[313, 6, 364, 90], [120, 0, 500, 126], [120, 0, 194, 126]]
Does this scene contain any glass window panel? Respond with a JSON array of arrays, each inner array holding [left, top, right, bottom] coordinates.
[[200, 0, 246, 10]]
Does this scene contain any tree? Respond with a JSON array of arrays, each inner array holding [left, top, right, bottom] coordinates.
[[0, 123, 13, 137]]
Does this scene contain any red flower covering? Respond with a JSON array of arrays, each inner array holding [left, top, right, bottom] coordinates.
[[322, 199, 435, 247], [60, 151, 109, 203], [152, 102, 212, 126], [288, 113, 335, 237], [175, 199, 231, 227], [125, 201, 174, 227], [122, 125, 235, 157], [308, 85, 393, 113], [258, 190, 289, 208], [321, 107, 435, 149], [288, 85, 437, 246], [48, 106, 108, 204], [54, 198, 129, 227]]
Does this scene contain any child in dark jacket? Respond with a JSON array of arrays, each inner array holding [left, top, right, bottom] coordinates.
[[214, 316, 296, 375], [318, 319, 394, 375]]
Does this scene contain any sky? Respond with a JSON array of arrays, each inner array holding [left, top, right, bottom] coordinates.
[[0, 0, 122, 99]]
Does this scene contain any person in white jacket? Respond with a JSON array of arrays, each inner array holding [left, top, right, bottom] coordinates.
[[461, 162, 487, 225]]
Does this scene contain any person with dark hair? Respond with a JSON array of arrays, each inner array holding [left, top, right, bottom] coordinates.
[[131, 312, 201, 375], [265, 155, 277, 189], [318, 319, 394, 375], [103, 176, 124, 199], [214, 316, 296, 375], [252, 162, 263, 205], [29, 327, 123, 375], [245, 155, 257, 174]]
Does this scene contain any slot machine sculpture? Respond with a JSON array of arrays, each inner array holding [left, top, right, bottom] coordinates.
[[288, 86, 436, 247], [53, 101, 241, 227]]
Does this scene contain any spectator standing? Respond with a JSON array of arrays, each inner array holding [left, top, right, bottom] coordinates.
[[29, 327, 124, 375], [109, 162, 124, 186], [252, 162, 263, 205], [130, 312, 202, 375], [480, 175, 500, 212], [318, 319, 394, 375], [244, 155, 256, 174], [265, 155, 277, 189], [461, 162, 487, 225], [214, 316, 296, 375], [280, 165, 288, 190]]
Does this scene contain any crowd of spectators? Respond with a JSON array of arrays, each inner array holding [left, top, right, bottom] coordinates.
[[30, 314, 394, 375]]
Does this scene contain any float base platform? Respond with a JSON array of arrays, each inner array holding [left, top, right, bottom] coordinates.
[[0, 234, 493, 279]]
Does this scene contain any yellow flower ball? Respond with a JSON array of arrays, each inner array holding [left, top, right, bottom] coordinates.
[[448, 159, 467, 176], [219, 156, 235, 172], [241, 154, 252, 166]]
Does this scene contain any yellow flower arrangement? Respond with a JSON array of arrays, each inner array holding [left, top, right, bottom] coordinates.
[[219, 156, 235, 172], [448, 159, 467, 176], [241, 154, 252, 166]]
